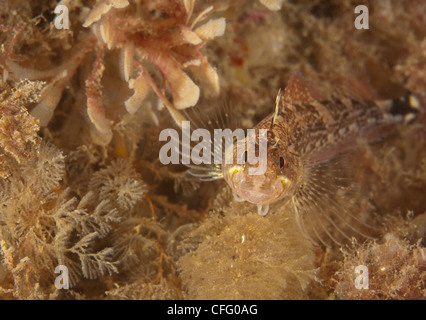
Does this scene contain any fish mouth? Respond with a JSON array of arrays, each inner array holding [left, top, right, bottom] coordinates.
[[224, 165, 288, 205], [236, 180, 284, 205]]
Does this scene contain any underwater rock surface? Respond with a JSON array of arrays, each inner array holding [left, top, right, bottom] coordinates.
[[0, 0, 425, 299]]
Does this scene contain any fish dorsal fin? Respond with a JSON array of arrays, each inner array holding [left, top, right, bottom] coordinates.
[[331, 75, 379, 101], [270, 88, 282, 130], [282, 72, 325, 106]]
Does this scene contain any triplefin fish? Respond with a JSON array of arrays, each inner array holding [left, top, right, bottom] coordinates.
[[189, 72, 421, 246]]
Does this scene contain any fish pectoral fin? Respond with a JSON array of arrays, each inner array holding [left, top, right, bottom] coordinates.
[[292, 151, 379, 247]]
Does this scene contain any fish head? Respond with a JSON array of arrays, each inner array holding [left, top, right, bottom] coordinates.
[[222, 133, 298, 205]]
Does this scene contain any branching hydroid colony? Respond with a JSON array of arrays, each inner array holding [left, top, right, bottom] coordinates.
[[5, 0, 226, 144]]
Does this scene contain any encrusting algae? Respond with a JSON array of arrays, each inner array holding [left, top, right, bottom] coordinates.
[[0, 0, 425, 300]]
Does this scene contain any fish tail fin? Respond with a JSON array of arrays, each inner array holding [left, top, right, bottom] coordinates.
[[373, 90, 422, 122], [388, 93, 423, 124]]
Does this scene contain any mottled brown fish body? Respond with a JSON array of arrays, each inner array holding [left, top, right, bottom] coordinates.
[[220, 72, 420, 246], [259, 97, 400, 166]]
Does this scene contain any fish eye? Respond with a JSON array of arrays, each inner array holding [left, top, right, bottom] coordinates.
[[243, 150, 248, 163], [279, 156, 285, 169]]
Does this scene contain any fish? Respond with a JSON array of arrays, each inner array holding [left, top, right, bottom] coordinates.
[[184, 72, 421, 246]]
